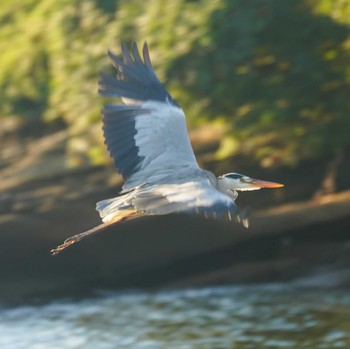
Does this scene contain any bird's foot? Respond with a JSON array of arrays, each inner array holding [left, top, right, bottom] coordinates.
[[50, 237, 78, 256]]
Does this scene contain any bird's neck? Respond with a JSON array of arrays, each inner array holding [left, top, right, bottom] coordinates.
[[217, 177, 238, 200]]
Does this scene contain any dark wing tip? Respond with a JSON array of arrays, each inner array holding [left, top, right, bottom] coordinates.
[[101, 41, 179, 106], [107, 49, 125, 72], [120, 42, 134, 64], [131, 42, 143, 64], [142, 41, 152, 67]]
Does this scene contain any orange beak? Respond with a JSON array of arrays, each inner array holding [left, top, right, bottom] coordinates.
[[250, 179, 284, 189]]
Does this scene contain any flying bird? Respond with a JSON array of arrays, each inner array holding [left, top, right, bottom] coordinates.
[[51, 42, 283, 255]]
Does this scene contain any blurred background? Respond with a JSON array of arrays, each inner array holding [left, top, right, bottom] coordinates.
[[1, 0, 350, 348]]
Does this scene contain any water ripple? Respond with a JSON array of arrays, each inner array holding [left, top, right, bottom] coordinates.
[[1, 284, 350, 349]]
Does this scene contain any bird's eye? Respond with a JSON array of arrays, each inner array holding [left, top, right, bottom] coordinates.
[[240, 177, 245, 182]]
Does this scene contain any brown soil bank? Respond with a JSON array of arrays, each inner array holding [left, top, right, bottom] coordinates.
[[1, 132, 349, 305], [1, 167, 350, 306]]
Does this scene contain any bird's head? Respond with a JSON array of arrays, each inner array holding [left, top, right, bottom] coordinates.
[[217, 172, 284, 193]]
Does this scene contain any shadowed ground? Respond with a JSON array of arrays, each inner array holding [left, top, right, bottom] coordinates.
[[1, 131, 350, 306]]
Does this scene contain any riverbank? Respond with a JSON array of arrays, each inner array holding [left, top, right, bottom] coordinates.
[[1, 131, 350, 305], [1, 170, 350, 306]]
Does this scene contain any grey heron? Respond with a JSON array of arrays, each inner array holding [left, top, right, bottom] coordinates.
[[51, 42, 283, 255]]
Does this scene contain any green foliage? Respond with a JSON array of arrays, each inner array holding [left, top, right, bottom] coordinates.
[[1, 0, 350, 167], [165, 0, 350, 166]]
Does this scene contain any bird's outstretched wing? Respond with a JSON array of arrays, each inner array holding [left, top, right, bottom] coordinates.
[[132, 180, 239, 220], [96, 174, 238, 223], [99, 42, 199, 184]]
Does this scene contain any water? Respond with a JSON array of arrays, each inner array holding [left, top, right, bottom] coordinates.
[[1, 284, 350, 349]]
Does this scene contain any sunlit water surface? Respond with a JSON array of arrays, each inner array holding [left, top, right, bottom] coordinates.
[[1, 284, 350, 349]]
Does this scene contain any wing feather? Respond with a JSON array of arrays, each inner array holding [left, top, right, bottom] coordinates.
[[134, 182, 238, 219], [142, 42, 152, 68], [99, 43, 178, 105], [121, 42, 134, 65], [97, 179, 238, 222], [99, 43, 199, 181], [131, 42, 143, 65]]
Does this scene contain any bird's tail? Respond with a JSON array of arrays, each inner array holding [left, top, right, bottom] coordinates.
[[96, 195, 134, 223]]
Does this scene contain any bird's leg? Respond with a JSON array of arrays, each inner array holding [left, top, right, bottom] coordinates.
[[50, 210, 140, 255], [50, 221, 119, 256]]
